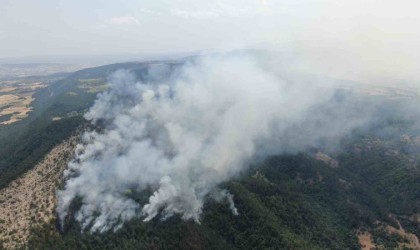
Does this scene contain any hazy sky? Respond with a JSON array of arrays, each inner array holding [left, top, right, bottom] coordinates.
[[0, 0, 311, 57], [1, 0, 420, 86]]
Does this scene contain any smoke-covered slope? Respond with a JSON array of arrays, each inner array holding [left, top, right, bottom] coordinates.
[[55, 54, 379, 233], [1, 53, 419, 249], [26, 131, 419, 249]]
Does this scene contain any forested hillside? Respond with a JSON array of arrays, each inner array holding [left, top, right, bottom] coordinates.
[[26, 115, 420, 249], [0, 61, 419, 249], [0, 60, 181, 188]]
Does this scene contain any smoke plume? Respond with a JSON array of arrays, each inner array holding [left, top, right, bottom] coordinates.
[[57, 54, 372, 233]]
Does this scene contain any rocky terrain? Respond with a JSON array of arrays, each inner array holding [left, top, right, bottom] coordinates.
[[0, 136, 78, 249]]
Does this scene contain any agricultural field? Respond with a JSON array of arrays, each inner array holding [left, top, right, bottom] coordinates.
[[0, 81, 47, 125], [0, 63, 95, 125]]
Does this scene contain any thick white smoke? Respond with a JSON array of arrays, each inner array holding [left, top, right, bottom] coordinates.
[[57, 54, 371, 233]]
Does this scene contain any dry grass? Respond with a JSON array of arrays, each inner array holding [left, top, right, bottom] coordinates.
[[0, 94, 20, 105], [0, 136, 78, 249], [385, 220, 420, 250], [0, 87, 18, 92], [357, 230, 377, 250]]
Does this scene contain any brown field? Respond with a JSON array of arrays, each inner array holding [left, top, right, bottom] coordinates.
[[0, 82, 47, 125], [0, 136, 78, 249], [0, 83, 46, 94], [0, 95, 34, 125], [0, 87, 17, 92], [0, 94, 20, 104]]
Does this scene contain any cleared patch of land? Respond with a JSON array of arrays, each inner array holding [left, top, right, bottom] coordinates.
[[357, 230, 376, 250], [315, 151, 339, 168], [0, 136, 78, 249], [78, 78, 108, 93]]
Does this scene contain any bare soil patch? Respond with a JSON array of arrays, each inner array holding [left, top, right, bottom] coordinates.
[[357, 230, 376, 250]]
